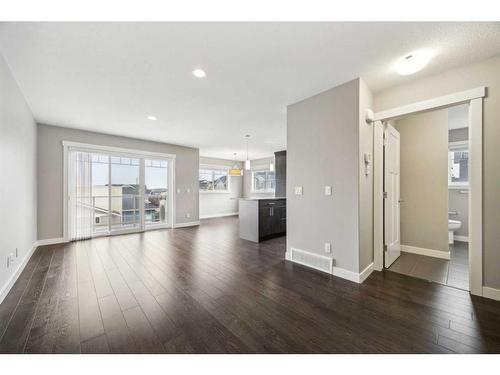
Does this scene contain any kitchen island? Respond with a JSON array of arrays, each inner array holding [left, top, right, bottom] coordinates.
[[238, 197, 286, 242]]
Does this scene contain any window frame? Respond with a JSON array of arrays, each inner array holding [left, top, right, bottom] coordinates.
[[251, 169, 276, 193], [199, 164, 231, 194], [448, 140, 469, 189]]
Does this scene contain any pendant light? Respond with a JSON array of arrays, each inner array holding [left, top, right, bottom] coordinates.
[[229, 153, 243, 177], [244, 134, 251, 170]]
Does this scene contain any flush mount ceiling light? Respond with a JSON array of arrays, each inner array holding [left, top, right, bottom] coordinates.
[[192, 68, 206, 78], [394, 50, 434, 75], [147, 115, 157, 121]]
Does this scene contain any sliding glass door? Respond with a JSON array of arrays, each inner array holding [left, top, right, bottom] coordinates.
[[144, 159, 169, 227], [110, 156, 141, 232], [68, 147, 173, 240]]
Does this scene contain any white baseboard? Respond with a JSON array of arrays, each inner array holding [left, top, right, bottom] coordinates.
[[200, 212, 238, 219], [288, 247, 373, 284], [359, 263, 374, 283], [482, 287, 500, 302], [173, 221, 200, 228], [35, 237, 69, 246], [0, 241, 38, 305], [401, 245, 450, 260], [454, 235, 469, 243]]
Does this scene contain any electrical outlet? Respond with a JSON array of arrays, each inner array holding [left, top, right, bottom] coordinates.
[[324, 186, 332, 196], [186, 213, 190, 218], [294, 186, 303, 195], [324, 243, 332, 254], [7, 253, 14, 268]]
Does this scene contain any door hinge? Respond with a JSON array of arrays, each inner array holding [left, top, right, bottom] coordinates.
[[383, 192, 388, 199]]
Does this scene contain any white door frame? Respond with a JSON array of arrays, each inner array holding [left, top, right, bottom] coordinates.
[[62, 141, 176, 241], [372, 87, 485, 296]]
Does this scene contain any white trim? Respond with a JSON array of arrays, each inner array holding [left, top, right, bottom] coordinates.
[[288, 247, 374, 284], [62, 141, 176, 159], [173, 221, 200, 228], [359, 263, 374, 283], [200, 212, 238, 219], [373, 120, 384, 272], [199, 163, 230, 170], [482, 287, 500, 302], [373, 87, 486, 121], [468, 98, 483, 296], [0, 242, 38, 305], [454, 235, 469, 243], [373, 88, 484, 296], [401, 245, 450, 260], [35, 237, 69, 246], [332, 267, 360, 283], [62, 145, 69, 241]]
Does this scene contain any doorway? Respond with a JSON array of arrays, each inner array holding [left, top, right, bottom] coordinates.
[[64, 142, 175, 241], [381, 105, 470, 290], [372, 87, 484, 296]]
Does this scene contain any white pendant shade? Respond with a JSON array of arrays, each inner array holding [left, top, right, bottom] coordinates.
[[270, 162, 274, 172], [245, 159, 251, 170]]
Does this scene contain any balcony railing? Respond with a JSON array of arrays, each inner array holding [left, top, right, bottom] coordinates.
[[75, 193, 167, 233]]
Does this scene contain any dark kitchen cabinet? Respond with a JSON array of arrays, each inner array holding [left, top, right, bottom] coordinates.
[[258, 199, 286, 241], [274, 150, 286, 198]]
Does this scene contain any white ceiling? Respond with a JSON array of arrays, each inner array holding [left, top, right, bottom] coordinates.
[[1, 22, 499, 160]]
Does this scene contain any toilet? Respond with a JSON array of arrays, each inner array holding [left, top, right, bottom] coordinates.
[[448, 219, 462, 244]]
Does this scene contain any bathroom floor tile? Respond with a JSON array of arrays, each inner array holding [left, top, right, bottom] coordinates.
[[387, 242, 469, 291]]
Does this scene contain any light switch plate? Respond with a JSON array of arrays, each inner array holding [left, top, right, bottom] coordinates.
[[324, 243, 331, 254], [294, 186, 303, 195], [325, 186, 332, 196]]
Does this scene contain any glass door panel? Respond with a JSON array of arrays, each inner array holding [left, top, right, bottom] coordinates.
[[91, 153, 110, 235], [110, 156, 141, 231], [144, 159, 169, 226]]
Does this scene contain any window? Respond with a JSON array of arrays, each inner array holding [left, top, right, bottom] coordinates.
[[252, 170, 275, 193], [199, 167, 229, 192], [449, 142, 469, 187]]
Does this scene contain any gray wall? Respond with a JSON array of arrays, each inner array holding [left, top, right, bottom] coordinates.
[[0, 54, 37, 300], [358, 78, 374, 271], [243, 156, 276, 198], [374, 54, 500, 289], [287, 79, 360, 273], [199, 157, 243, 218], [37, 124, 199, 240], [394, 109, 449, 253]]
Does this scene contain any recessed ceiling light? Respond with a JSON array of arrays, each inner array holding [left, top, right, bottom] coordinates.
[[192, 69, 206, 78], [394, 50, 434, 75], [147, 115, 157, 121]]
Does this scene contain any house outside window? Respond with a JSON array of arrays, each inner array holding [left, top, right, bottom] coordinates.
[[252, 170, 275, 193], [448, 141, 469, 187], [199, 166, 230, 192]]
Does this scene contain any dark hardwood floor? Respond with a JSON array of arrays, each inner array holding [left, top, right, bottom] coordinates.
[[1, 216, 500, 353]]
